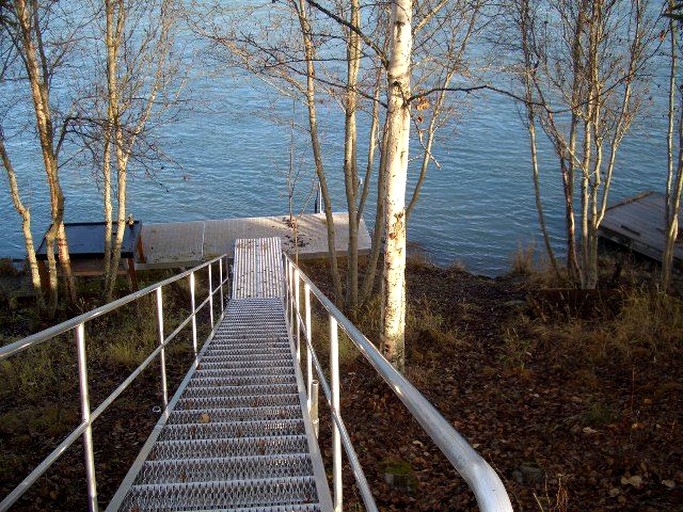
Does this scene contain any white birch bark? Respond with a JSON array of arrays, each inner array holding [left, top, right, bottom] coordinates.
[[380, 0, 412, 371]]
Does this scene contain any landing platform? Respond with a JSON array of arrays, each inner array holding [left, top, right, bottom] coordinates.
[[138, 213, 370, 269], [599, 191, 683, 265]]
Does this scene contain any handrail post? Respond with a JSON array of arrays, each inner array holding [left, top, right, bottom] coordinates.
[[75, 323, 98, 512], [156, 287, 168, 408], [283, 255, 289, 319], [294, 267, 301, 366], [311, 379, 319, 438], [208, 263, 215, 330], [189, 271, 198, 356], [219, 258, 224, 312], [288, 260, 294, 332], [330, 315, 342, 512], [305, 283, 313, 408]]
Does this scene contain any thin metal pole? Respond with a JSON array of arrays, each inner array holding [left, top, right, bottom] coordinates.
[[156, 287, 168, 408], [295, 267, 301, 366], [219, 258, 224, 312], [75, 323, 98, 512], [189, 271, 198, 356], [288, 261, 294, 331], [330, 315, 342, 512], [208, 263, 215, 329], [311, 379, 319, 438], [305, 283, 313, 409], [283, 256, 289, 318]]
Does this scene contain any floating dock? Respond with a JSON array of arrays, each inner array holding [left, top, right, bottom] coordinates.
[[598, 191, 683, 265], [138, 213, 371, 269]]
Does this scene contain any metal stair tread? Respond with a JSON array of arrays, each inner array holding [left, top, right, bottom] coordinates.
[[173, 504, 321, 512], [160, 419, 306, 441], [194, 363, 295, 373], [190, 373, 296, 386], [176, 394, 300, 411], [123, 476, 318, 511], [148, 435, 310, 459], [184, 382, 297, 394], [136, 453, 314, 484], [167, 406, 302, 424]]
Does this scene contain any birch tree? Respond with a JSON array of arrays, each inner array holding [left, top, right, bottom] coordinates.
[[1, 0, 85, 313], [380, 0, 412, 370], [95, 0, 176, 301], [512, 0, 655, 289], [0, 9, 44, 309], [662, 0, 683, 291]]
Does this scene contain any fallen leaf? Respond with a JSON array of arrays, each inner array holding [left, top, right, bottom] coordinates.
[[662, 479, 676, 489], [621, 475, 643, 488]]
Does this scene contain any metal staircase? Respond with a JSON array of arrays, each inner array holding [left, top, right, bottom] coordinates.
[[107, 238, 332, 511], [0, 236, 513, 512]]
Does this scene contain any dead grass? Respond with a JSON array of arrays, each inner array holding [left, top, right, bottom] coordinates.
[[510, 242, 536, 275]]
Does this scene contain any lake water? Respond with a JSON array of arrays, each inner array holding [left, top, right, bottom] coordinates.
[[0, 36, 672, 276]]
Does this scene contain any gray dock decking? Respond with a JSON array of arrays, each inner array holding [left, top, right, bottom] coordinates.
[[599, 191, 683, 265], [138, 213, 371, 269]]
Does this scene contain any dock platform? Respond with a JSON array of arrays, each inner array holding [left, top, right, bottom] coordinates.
[[138, 213, 370, 269], [599, 191, 683, 265]]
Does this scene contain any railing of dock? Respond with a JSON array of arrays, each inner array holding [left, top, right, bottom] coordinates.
[[283, 254, 514, 512], [0, 255, 230, 512]]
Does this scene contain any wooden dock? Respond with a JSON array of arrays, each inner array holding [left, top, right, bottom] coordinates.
[[137, 212, 371, 269], [598, 191, 683, 265]]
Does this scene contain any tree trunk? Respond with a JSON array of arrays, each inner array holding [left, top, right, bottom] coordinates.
[[344, 0, 361, 312], [663, 4, 681, 291], [295, 0, 344, 303], [361, 124, 388, 303], [518, 0, 558, 277], [380, 0, 412, 372], [0, 138, 45, 310], [15, 0, 76, 305]]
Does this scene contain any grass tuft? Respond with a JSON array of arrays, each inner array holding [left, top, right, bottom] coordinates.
[[510, 242, 535, 275]]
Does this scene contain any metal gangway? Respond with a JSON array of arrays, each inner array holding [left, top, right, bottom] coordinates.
[[0, 237, 513, 512]]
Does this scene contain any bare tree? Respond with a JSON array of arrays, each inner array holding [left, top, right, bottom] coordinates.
[[1, 0, 87, 314], [512, 0, 656, 289], [663, 0, 683, 290], [97, 0, 177, 301]]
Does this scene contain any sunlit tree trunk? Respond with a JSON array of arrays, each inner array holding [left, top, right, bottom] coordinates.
[[663, 3, 683, 291], [518, 0, 558, 277], [380, 0, 412, 372], [0, 138, 45, 310], [343, 0, 361, 311], [14, 0, 77, 308], [102, 0, 173, 302], [295, 0, 344, 303]]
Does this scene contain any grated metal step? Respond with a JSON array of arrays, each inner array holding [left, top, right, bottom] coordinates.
[[148, 435, 310, 460], [176, 393, 301, 411], [190, 372, 296, 386], [159, 419, 306, 442], [121, 476, 318, 511], [181, 385, 299, 400], [166, 406, 302, 425], [135, 454, 315, 484]]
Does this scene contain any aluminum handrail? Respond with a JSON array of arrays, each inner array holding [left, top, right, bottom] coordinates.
[[284, 255, 513, 512], [0, 255, 225, 362], [0, 255, 230, 511]]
